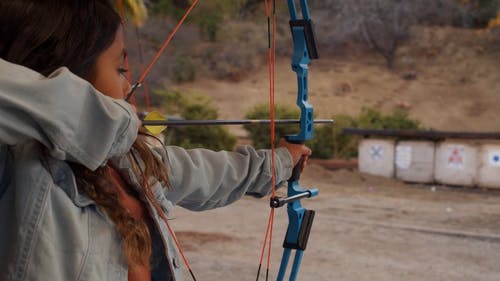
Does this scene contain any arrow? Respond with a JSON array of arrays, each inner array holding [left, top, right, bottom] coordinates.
[[141, 119, 334, 126]]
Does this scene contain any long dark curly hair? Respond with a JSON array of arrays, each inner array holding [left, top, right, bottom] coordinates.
[[0, 0, 169, 267]]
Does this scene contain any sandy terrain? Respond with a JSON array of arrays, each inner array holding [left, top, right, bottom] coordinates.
[[172, 164, 500, 281], [169, 26, 500, 137]]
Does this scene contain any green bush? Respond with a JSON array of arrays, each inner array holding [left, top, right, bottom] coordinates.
[[309, 124, 334, 159], [454, 0, 500, 28], [332, 114, 359, 159], [335, 107, 421, 158], [243, 104, 300, 149], [154, 89, 237, 151], [153, 0, 241, 42], [195, 0, 243, 42], [357, 107, 420, 130], [151, 0, 186, 18], [379, 108, 421, 129], [172, 56, 196, 83], [469, 0, 500, 27], [248, 104, 422, 159], [196, 9, 223, 42]]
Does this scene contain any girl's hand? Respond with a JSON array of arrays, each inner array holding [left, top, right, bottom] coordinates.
[[277, 139, 312, 170]]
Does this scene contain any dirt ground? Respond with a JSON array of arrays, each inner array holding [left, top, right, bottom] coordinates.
[[172, 163, 500, 281]]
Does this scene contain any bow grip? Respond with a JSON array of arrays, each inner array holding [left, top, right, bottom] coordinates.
[[284, 137, 306, 182]]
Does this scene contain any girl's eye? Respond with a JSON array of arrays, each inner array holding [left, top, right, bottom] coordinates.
[[118, 68, 128, 74]]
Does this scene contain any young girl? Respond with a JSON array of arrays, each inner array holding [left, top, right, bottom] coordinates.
[[0, 1, 311, 281]]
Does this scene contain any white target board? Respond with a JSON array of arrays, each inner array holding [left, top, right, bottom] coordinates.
[[477, 145, 500, 189], [359, 139, 395, 178], [395, 145, 412, 170], [370, 145, 384, 161], [488, 151, 500, 167], [447, 146, 465, 170]]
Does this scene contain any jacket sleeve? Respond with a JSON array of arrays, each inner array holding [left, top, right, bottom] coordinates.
[[0, 59, 138, 170], [162, 145, 293, 211]]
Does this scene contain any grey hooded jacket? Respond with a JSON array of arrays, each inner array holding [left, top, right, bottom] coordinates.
[[0, 59, 293, 281]]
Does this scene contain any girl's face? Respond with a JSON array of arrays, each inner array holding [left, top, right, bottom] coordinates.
[[91, 27, 131, 99]]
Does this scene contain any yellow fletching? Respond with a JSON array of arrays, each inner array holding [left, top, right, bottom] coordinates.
[[144, 111, 167, 135]]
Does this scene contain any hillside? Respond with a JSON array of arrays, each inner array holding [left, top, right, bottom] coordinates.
[[164, 26, 500, 136]]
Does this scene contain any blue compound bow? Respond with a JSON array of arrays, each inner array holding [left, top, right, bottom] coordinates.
[[268, 1, 319, 281]]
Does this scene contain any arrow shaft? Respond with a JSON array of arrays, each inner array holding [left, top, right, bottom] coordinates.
[[142, 119, 334, 126]]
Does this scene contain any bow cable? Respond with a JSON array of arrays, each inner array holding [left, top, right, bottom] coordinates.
[[125, 0, 200, 102]]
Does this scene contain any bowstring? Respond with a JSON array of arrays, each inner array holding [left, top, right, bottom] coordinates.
[[125, 0, 200, 102], [135, 26, 151, 112], [257, 0, 277, 280]]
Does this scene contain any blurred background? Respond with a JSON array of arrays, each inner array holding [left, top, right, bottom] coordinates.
[[121, 0, 500, 161], [117, 2, 500, 280]]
